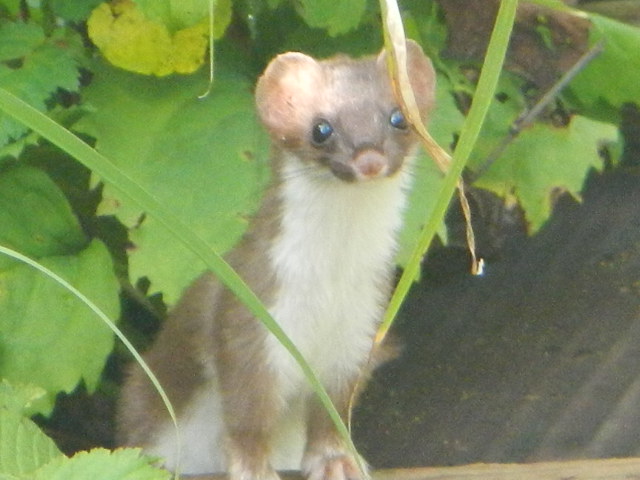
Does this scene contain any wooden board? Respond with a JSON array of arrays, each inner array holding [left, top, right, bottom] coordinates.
[[183, 457, 640, 479]]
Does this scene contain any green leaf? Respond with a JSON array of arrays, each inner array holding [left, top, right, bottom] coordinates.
[[0, 384, 166, 480], [566, 14, 640, 123], [50, 0, 104, 22], [0, 386, 62, 477], [404, 0, 448, 58], [296, 0, 367, 36], [0, 241, 119, 412], [169, 0, 210, 27], [0, 165, 86, 270], [0, 166, 118, 413], [0, 381, 48, 416], [0, 22, 44, 61], [0, 0, 22, 17], [88, 0, 230, 76], [0, 22, 81, 148], [397, 151, 445, 266], [474, 115, 617, 232], [0, 130, 39, 161], [465, 73, 528, 171], [428, 73, 467, 153], [463, 70, 620, 232], [0, 239, 119, 414], [135, 0, 225, 32], [31, 449, 170, 480], [78, 63, 269, 303], [167, 0, 235, 39], [0, 412, 62, 476]]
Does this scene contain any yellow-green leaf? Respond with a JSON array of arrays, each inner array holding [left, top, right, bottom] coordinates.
[[87, 1, 210, 76]]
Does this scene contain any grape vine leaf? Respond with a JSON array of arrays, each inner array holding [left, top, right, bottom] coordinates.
[[0, 165, 86, 270], [474, 115, 617, 232], [135, 0, 231, 32], [0, 21, 43, 61], [296, 0, 367, 36], [465, 73, 528, 170], [87, 0, 231, 76], [50, 0, 104, 22], [0, 384, 167, 480], [0, 0, 21, 17], [78, 62, 270, 304], [0, 240, 120, 414], [0, 388, 63, 478], [0, 22, 82, 149], [0, 381, 49, 414], [566, 13, 640, 124], [462, 68, 620, 233], [0, 165, 120, 414], [30, 449, 171, 480], [0, 423, 60, 478]]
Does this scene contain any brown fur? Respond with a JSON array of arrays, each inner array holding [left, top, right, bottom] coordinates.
[[118, 40, 436, 480]]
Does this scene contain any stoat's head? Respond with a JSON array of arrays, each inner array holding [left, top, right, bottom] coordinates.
[[255, 40, 436, 183]]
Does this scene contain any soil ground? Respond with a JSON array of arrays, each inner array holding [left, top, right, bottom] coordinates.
[[354, 167, 640, 469]]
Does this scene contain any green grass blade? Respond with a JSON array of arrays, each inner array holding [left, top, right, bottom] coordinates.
[[380, 0, 519, 335]]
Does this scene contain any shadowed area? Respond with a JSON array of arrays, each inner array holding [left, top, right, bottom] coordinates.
[[354, 167, 640, 468]]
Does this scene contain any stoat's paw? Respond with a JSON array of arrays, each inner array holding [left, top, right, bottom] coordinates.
[[228, 467, 281, 480], [302, 447, 367, 480], [228, 460, 281, 480]]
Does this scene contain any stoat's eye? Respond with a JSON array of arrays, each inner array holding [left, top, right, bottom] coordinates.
[[311, 119, 333, 145], [389, 108, 408, 130]]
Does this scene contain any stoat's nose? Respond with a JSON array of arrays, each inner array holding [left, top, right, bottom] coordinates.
[[352, 149, 388, 181]]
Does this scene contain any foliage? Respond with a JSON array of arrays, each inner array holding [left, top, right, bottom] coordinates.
[[0, 383, 61, 476], [473, 114, 617, 230], [564, 14, 640, 124], [0, 164, 119, 414], [87, 0, 232, 76], [0, 383, 169, 480], [467, 73, 619, 231], [0, 21, 82, 155], [0, 382, 170, 479], [77, 62, 269, 303], [0, 0, 638, 476]]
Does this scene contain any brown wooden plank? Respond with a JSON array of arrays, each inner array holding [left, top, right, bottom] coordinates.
[[182, 457, 640, 479]]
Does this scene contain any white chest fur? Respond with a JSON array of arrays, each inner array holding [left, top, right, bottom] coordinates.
[[265, 155, 412, 394], [146, 157, 414, 474]]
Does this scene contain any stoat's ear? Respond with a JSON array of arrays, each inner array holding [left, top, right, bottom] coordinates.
[[377, 40, 436, 118], [255, 52, 324, 144]]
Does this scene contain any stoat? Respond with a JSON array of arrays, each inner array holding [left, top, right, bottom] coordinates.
[[118, 40, 436, 480]]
